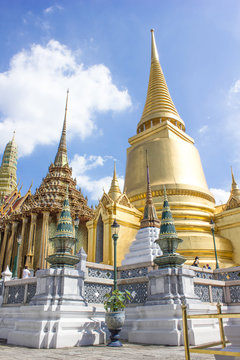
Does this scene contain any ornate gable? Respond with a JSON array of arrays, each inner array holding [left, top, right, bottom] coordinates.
[[225, 196, 240, 211], [117, 193, 133, 208]]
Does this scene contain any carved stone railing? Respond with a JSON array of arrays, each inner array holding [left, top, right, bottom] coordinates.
[[214, 266, 240, 281], [0, 263, 239, 306], [117, 262, 156, 305], [85, 262, 114, 303], [2, 277, 37, 306]]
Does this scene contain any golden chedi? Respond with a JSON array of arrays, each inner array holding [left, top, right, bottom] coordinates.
[[124, 30, 234, 268]]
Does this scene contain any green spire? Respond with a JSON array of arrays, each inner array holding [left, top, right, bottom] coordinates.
[[46, 185, 79, 268], [159, 186, 177, 238], [55, 185, 74, 238], [0, 132, 18, 203], [54, 90, 69, 167], [154, 186, 186, 268]]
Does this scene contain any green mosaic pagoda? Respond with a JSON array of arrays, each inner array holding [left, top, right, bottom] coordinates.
[[154, 186, 186, 268], [0, 132, 18, 204], [46, 185, 79, 268]]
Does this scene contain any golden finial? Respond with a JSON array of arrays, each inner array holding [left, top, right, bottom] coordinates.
[[231, 166, 238, 191], [108, 162, 121, 201], [29, 180, 33, 190], [113, 161, 117, 180], [151, 28, 159, 62], [231, 166, 237, 185]]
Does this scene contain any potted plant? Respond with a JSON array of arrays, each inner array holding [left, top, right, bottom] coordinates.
[[104, 289, 132, 347]]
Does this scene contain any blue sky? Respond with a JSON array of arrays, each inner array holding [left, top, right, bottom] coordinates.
[[1, 0, 240, 205]]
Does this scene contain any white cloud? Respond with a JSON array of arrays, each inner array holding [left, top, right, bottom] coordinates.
[[227, 79, 240, 109], [0, 40, 131, 156], [44, 5, 63, 14], [198, 125, 208, 134], [70, 154, 124, 201], [223, 79, 240, 165], [22, 11, 51, 30], [71, 154, 109, 174], [210, 188, 230, 205]]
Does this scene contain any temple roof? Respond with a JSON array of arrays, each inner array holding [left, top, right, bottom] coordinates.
[[137, 29, 185, 133], [0, 92, 93, 223], [0, 184, 31, 224]]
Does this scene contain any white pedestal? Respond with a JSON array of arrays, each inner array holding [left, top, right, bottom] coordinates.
[[146, 267, 200, 305], [31, 268, 85, 305], [126, 303, 221, 346], [124, 266, 221, 346], [0, 267, 107, 348]]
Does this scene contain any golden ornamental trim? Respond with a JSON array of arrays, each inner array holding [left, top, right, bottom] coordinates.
[[129, 188, 215, 204]]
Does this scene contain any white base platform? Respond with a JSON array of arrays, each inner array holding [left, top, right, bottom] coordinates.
[[125, 303, 222, 346], [0, 303, 106, 348]]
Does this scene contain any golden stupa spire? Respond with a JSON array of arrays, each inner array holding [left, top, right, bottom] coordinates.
[[54, 89, 69, 167], [140, 151, 160, 229], [137, 29, 185, 133], [108, 162, 122, 201]]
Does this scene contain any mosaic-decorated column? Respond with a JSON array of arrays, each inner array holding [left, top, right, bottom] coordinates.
[[86, 221, 96, 262], [18, 217, 28, 277], [4, 221, 18, 270], [25, 213, 37, 271], [0, 223, 10, 273], [39, 211, 50, 269]]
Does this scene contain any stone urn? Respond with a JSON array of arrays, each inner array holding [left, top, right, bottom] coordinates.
[[105, 311, 125, 347]]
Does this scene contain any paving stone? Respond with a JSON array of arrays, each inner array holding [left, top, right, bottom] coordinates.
[[0, 343, 215, 360]]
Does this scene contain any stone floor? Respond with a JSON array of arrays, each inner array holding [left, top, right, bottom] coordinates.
[[0, 342, 215, 360]]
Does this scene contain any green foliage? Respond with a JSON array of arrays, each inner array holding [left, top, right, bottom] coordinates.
[[104, 289, 132, 312]]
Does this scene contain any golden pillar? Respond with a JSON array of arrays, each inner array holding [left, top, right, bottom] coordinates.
[[25, 213, 37, 271], [0, 223, 10, 273], [39, 211, 49, 269], [18, 217, 28, 277], [86, 220, 96, 262], [4, 221, 18, 270]]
